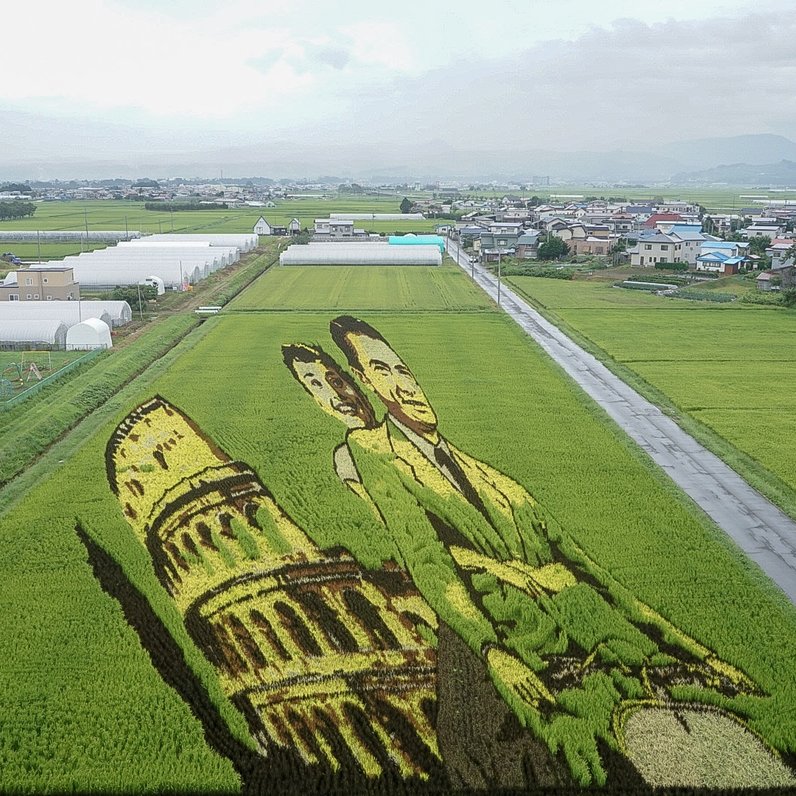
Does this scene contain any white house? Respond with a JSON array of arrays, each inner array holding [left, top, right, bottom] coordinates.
[[288, 218, 301, 235], [314, 218, 355, 238], [741, 224, 783, 239], [629, 234, 683, 267], [253, 217, 272, 236]]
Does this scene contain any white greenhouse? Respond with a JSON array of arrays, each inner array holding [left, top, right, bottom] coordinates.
[[142, 233, 258, 252], [0, 320, 68, 349], [79, 301, 133, 327], [280, 243, 442, 266], [0, 230, 141, 243], [66, 318, 113, 350], [52, 248, 236, 288], [0, 301, 116, 329], [140, 275, 165, 295]]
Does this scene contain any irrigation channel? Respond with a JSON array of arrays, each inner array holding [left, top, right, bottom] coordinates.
[[446, 238, 796, 605]]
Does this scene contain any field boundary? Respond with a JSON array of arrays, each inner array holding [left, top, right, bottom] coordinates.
[[507, 277, 796, 522]]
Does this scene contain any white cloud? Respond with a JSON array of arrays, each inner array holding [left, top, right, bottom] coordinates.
[[1, 0, 794, 168]]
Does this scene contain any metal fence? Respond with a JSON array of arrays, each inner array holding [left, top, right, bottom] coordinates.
[[0, 348, 103, 411]]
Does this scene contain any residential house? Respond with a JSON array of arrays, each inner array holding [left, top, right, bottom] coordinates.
[[607, 213, 636, 234], [253, 216, 272, 235], [585, 224, 611, 239], [569, 237, 612, 256], [643, 213, 683, 229], [657, 201, 699, 215], [479, 229, 521, 261], [495, 209, 531, 223], [694, 252, 745, 275], [455, 225, 486, 248], [0, 266, 80, 302], [487, 221, 524, 236], [741, 223, 783, 239], [628, 234, 683, 267], [699, 240, 749, 259], [288, 218, 302, 235], [314, 218, 355, 238], [665, 226, 711, 265], [766, 239, 795, 269], [515, 231, 542, 259]]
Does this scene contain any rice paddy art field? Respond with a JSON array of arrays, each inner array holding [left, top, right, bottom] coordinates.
[[508, 276, 796, 510], [232, 264, 491, 312], [0, 264, 795, 793]]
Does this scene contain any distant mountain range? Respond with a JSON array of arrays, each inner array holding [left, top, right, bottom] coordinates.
[[672, 159, 796, 186], [2, 122, 796, 185]]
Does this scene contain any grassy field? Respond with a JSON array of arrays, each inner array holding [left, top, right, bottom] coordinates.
[[508, 275, 796, 501], [1, 242, 108, 262], [474, 187, 796, 213], [0, 262, 794, 792], [0, 198, 440, 237], [231, 264, 492, 312], [0, 349, 82, 373], [0, 350, 87, 397]]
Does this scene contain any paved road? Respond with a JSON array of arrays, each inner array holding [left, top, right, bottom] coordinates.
[[447, 239, 796, 604]]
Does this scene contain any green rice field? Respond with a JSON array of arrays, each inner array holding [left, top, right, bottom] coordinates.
[[508, 275, 796, 500], [0, 263, 794, 792], [0, 198, 439, 237], [231, 264, 491, 312]]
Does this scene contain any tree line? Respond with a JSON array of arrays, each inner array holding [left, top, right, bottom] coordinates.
[[0, 201, 37, 220]]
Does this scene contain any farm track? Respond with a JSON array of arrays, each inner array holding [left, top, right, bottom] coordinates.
[[447, 239, 796, 605]]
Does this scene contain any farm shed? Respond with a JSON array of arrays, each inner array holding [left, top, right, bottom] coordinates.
[[280, 243, 442, 266], [0, 301, 114, 329], [66, 318, 113, 350], [0, 320, 68, 350]]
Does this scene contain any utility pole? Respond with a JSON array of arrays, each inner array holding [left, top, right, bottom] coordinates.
[[125, 215, 129, 241], [36, 229, 41, 262], [497, 246, 502, 306], [136, 282, 144, 321]]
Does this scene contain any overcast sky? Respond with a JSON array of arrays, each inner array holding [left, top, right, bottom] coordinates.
[[2, 0, 794, 172]]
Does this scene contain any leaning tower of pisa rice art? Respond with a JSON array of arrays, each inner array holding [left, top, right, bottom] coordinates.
[[105, 395, 441, 781]]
